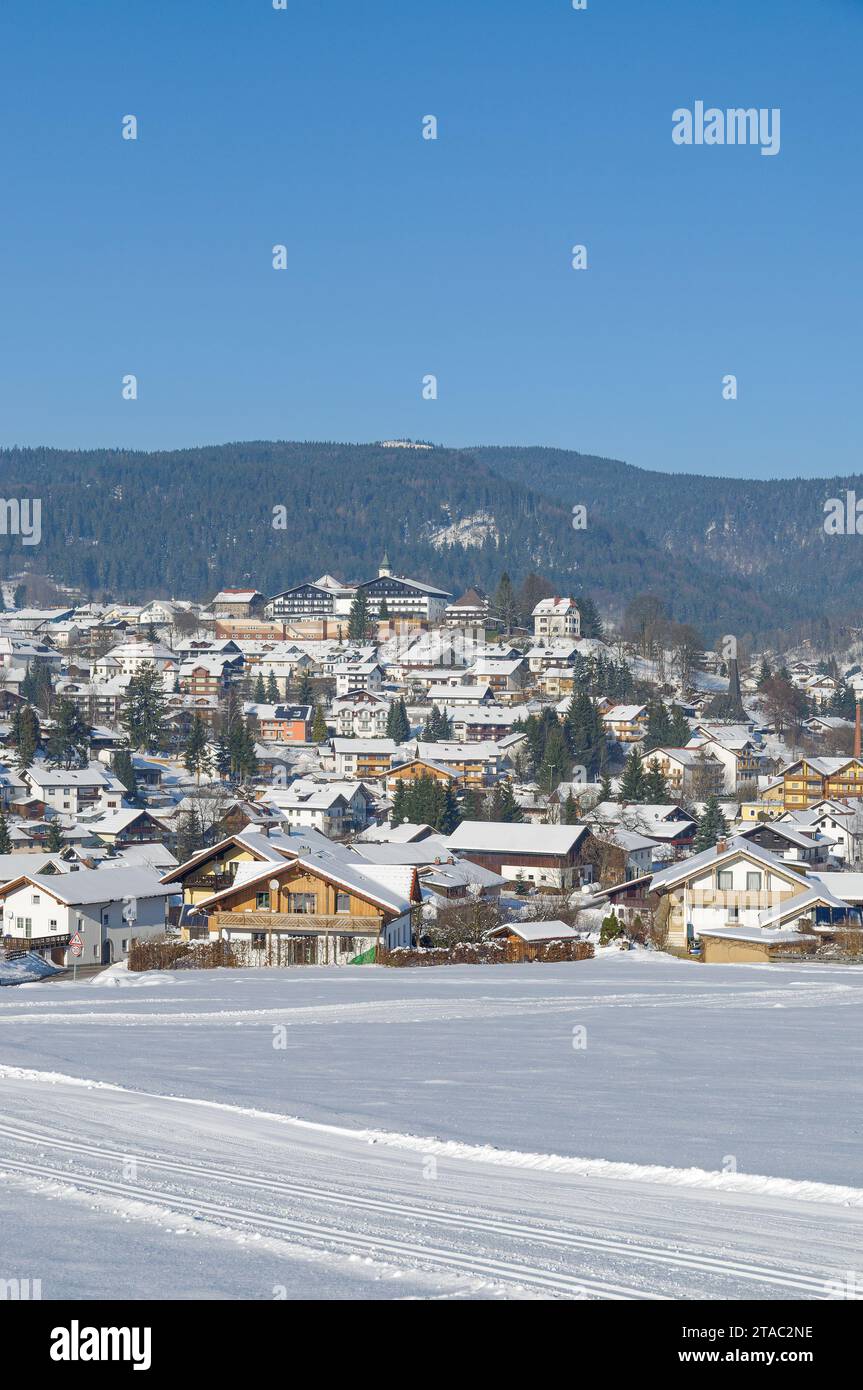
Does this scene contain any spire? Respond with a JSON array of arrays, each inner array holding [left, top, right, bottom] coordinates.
[[379, 551, 392, 579]]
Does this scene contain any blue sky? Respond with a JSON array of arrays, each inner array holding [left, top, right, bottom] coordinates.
[[0, 0, 859, 478]]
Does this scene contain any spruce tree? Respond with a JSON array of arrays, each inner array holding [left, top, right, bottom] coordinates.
[[212, 734, 231, 779], [183, 714, 209, 783], [668, 704, 691, 748], [497, 781, 524, 823], [348, 589, 372, 641], [296, 669, 314, 705], [13, 706, 40, 774], [122, 664, 169, 753], [254, 672, 266, 703], [387, 697, 410, 743], [266, 670, 280, 703], [618, 746, 646, 803], [46, 819, 64, 852], [642, 756, 670, 803], [693, 795, 729, 851], [46, 698, 91, 770], [438, 782, 461, 834], [311, 702, 329, 743], [576, 593, 604, 639], [113, 748, 138, 802], [0, 810, 11, 855]]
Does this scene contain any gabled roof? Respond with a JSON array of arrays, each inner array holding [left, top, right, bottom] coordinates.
[[650, 837, 810, 893], [0, 865, 173, 905], [196, 852, 415, 916]]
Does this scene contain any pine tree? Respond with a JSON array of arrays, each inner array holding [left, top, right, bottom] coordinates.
[[644, 702, 673, 751], [439, 782, 461, 834], [496, 781, 524, 823], [598, 771, 613, 803], [212, 734, 231, 779], [386, 697, 410, 743], [576, 593, 604, 639], [668, 704, 691, 748], [46, 698, 91, 770], [379, 598, 390, 621], [113, 748, 138, 802], [266, 670, 280, 703], [565, 690, 606, 778], [390, 780, 407, 825], [422, 703, 445, 741], [122, 663, 169, 752], [618, 746, 646, 803], [13, 705, 40, 774], [46, 819, 64, 852], [642, 756, 670, 803], [459, 788, 486, 821], [348, 589, 372, 641], [311, 702, 329, 743], [693, 794, 729, 851], [183, 714, 209, 784], [254, 672, 266, 703], [0, 810, 11, 855], [296, 669, 314, 705]]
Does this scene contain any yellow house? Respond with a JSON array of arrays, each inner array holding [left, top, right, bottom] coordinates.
[[162, 827, 303, 909], [780, 757, 863, 809]]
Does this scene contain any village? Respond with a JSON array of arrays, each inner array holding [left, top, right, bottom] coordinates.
[[2, 556, 863, 984]]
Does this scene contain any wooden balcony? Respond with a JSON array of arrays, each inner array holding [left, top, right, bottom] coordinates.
[[210, 911, 383, 933]]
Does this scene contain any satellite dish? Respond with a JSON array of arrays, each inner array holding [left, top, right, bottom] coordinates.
[[268, 879, 280, 892]]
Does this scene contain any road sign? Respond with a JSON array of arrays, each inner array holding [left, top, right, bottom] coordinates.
[[69, 932, 83, 958]]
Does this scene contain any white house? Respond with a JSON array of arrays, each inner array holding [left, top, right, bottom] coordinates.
[[532, 597, 580, 640], [0, 865, 173, 966], [25, 764, 126, 816]]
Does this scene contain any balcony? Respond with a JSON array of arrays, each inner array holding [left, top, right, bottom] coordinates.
[[211, 911, 383, 933], [185, 872, 236, 892]]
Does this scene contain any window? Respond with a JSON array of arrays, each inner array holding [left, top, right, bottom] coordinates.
[[255, 891, 270, 910], [717, 870, 733, 890], [251, 931, 266, 947], [49, 919, 57, 929], [746, 872, 762, 891], [289, 893, 316, 914], [32, 894, 40, 905], [336, 893, 351, 914]]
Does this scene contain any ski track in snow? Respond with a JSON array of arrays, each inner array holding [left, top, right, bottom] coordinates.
[[2, 957, 862, 1300]]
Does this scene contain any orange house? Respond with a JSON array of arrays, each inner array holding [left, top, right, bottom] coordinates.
[[256, 704, 313, 743]]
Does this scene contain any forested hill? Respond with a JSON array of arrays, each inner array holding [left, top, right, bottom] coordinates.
[[0, 440, 857, 643]]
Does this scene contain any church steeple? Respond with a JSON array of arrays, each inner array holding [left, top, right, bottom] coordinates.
[[379, 551, 392, 578]]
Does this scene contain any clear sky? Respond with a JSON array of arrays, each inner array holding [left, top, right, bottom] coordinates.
[[0, 0, 859, 478]]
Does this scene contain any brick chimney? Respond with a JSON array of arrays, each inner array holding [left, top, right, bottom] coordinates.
[[716, 838, 727, 854]]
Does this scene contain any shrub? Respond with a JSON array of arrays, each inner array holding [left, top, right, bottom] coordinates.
[[600, 911, 623, 946]]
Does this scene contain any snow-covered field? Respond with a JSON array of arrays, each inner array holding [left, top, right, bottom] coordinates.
[[0, 952, 861, 1300]]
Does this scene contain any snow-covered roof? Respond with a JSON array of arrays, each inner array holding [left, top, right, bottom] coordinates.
[[488, 919, 579, 942], [0, 865, 173, 905], [447, 822, 588, 855]]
